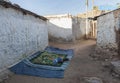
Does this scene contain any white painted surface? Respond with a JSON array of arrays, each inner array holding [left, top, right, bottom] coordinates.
[[72, 18, 91, 40], [49, 17, 72, 29], [47, 22, 72, 41], [0, 6, 48, 72], [97, 12, 117, 48], [47, 16, 92, 41], [47, 17, 73, 41]]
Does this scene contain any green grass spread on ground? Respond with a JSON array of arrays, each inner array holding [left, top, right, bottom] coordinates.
[[30, 51, 67, 67]]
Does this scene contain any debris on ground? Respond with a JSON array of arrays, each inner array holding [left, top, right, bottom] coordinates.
[[90, 46, 118, 61], [83, 77, 103, 83], [101, 61, 111, 68], [110, 61, 120, 78]]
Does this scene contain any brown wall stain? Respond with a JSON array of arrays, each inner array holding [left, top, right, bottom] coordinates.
[[113, 9, 120, 19], [113, 9, 120, 56]]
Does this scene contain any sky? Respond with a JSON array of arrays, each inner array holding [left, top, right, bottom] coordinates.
[[9, 0, 120, 16]]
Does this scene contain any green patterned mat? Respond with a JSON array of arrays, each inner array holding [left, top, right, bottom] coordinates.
[[30, 51, 67, 66]]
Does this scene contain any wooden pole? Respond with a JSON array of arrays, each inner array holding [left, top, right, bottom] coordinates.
[[92, 0, 95, 38], [86, 0, 88, 39]]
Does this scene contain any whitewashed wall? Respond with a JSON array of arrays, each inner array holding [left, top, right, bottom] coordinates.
[[47, 17, 73, 41], [97, 12, 117, 48], [72, 18, 88, 40], [47, 16, 92, 42], [49, 17, 72, 29], [0, 5, 48, 76], [47, 23, 73, 41], [72, 17, 92, 40]]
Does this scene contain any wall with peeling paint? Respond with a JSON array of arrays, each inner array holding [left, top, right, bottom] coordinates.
[[0, 5, 48, 80]]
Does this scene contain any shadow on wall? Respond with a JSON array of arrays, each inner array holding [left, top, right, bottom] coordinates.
[[47, 17, 96, 43], [47, 22, 73, 42], [73, 17, 97, 40], [72, 18, 86, 40]]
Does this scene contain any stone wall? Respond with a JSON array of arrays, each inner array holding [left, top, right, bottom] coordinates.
[[91, 9, 120, 60], [97, 12, 117, 48], [0, 5, 48, 81]]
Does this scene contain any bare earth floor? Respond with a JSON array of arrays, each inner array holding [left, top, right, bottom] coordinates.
[[3, 40, 120, 83]]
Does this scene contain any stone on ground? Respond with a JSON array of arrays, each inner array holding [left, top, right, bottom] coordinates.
[[111, 61, 120, 76], [83, 77, 103, 83]]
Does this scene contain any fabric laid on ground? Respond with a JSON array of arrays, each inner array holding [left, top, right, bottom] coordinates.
[[9, 46, 74, 78]]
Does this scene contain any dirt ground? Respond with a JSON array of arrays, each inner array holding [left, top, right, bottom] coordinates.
[[3, 40, 120, 83]]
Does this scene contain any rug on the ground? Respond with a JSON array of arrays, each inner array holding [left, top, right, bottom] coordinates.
[[9, 46, 74, 78]]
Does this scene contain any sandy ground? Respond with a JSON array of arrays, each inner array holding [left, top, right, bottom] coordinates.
[[3, 40, 120, 83]]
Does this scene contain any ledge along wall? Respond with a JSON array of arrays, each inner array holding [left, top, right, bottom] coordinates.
[[0, 2, 48, 81]]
